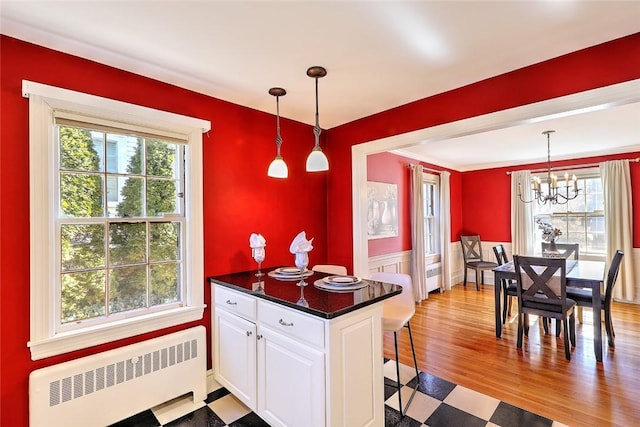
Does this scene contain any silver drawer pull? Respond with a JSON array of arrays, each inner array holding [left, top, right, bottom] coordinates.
[[226, 300, 237, 305], [279, 319, 294, 327]]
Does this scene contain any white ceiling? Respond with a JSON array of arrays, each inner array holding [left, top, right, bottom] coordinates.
[[2, 1, 639, 171]]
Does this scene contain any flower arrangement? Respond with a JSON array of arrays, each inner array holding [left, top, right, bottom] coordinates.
[[536, 218, 562, 243]]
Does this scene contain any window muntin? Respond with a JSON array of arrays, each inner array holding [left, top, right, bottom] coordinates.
[[533, 173, 605, 256], [57, 124, 185, 331]]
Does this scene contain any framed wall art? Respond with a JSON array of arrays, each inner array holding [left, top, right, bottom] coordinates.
[[367, 181, 398, 239]]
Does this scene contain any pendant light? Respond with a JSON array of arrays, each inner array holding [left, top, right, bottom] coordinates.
[[267, 87, 288, 178], [306, 66, 329, 172]]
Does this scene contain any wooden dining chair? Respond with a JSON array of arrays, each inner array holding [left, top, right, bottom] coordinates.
[[542, 243, 580, 260], [513, 255, 576, 360], [566, 250, 624, 348], [371, 272, 419, 417], [493, 245, 517, 324], [460, 235, 498, 291]]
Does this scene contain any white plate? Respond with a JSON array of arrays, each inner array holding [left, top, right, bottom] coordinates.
[[275, 267, 304, 275], [314, 279, 368, 292], [322, 275, 361, 286]]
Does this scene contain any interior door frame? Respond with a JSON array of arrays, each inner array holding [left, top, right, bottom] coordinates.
[[351, 78, 640, 277]]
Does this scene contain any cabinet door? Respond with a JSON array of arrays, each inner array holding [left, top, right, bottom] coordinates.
[[257, 326, 325, 427], [214, 308, 257, 410]]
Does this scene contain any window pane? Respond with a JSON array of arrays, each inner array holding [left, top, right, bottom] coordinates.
[[109, 266, 147, 313], [109, 223, 147, 265], [59, 126, 102, 172], [61, 224, 105, 271], [150, 263, 180, 306], [146, 178, 178, 216], [107, 134, 142, 174], [114, 176, 144, 217], [146, 139, 178, 178], [60, 172, 104, 217], [150, 222, 180, 262], [61, 270, 106, 323]]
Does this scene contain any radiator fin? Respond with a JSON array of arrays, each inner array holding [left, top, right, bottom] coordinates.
[[46, 338, 201, 407]]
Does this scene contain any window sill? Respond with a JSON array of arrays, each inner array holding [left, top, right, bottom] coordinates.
[[28, 305, 206, 361]]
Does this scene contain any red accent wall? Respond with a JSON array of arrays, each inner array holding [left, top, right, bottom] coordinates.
[[325, 33, 640, 267], [461, 153, 640, 245], [0, 36, 327, 425]]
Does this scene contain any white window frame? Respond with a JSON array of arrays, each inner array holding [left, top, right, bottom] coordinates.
[[24, 81, 211, 360], [532, 167, 606, 260], [423, 173, 440, 263]]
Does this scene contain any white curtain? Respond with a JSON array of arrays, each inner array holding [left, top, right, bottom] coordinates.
[[439, 171, 452, 291], [600, 160, 636, 302], [410, 165, 426, 301], [511, 170, 534, 256]]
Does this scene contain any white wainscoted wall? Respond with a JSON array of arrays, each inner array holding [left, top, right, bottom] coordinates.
[[367, 241, 510, 289], [367, 243, 640, 304]]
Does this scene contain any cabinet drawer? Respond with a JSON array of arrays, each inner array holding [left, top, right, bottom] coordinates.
[[258, 300, 325, 348], [215, 286, 257, 322]]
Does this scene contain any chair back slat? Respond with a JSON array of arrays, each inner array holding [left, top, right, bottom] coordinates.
[[514, 255, 567, 309], [460, 235, 483, 262], [493, 244, 509, 266], [541, 243, 579, 260], [605, 250, 624, 304]]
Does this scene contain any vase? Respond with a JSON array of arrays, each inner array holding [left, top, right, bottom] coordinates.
[[548, 241, 557, 252]]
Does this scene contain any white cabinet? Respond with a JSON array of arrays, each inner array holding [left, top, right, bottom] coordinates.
[[257, 321, 325, 427], [214, 308, 257, 408], [212, 284, 384, 427]]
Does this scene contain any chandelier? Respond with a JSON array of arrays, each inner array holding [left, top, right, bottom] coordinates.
[[518, 130, 580, 205]]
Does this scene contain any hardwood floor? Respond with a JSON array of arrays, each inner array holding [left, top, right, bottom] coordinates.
[[383, 283, 640, 427]]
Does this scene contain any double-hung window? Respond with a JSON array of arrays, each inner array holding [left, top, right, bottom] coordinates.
[[423, 174, 440, 259], [532, 169, 605, 258], [25, 81, 210, 360]]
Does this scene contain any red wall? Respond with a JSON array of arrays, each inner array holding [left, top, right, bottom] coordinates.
[[325, 33, 640, 267], [461, 153, 640, 245], [366, 152, 463, 257], [0, 36, 327, 425]]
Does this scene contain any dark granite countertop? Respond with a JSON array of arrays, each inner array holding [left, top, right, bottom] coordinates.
[[208, 268, 401, 319]]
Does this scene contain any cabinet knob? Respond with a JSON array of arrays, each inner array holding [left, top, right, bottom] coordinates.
[[246, 331, 252, 337], [257, 334, 263, 340], [226, 300, 237, 305], [279, 319, 294, 327]]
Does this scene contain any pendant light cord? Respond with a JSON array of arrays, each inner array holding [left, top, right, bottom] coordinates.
[[313, 77, 321, 145], [275, 95, 283, 157]]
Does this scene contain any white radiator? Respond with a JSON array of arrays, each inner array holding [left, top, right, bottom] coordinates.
[[426, 262, 442, 292], [29, 326, 207, 427]]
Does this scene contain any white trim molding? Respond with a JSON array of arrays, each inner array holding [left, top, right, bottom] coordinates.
[[24, 81, 210, 360]]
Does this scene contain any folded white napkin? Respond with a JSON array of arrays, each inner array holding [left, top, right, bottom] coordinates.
[[289, 231, 313, 254], [249, 233, 266, 248]]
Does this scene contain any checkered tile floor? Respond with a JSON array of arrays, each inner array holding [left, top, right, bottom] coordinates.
[[110, 360, 567, 427]]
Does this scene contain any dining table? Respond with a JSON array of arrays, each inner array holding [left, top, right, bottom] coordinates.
[[493, 259, 607, 362]]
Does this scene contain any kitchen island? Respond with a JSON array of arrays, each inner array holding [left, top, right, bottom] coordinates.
[[209, 269, 401, 427]]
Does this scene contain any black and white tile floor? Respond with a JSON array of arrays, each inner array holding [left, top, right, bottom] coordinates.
[[110, 360, 568, 427]]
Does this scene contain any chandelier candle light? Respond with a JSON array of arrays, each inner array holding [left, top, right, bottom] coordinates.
[[518, 130, 580, 205]]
